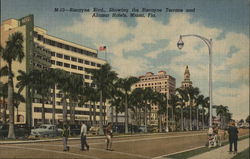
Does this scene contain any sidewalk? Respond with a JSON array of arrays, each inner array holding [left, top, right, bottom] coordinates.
[[188, 138, 249, 159]]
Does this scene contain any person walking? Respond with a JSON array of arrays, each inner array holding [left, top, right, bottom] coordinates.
[[105, 122, 113, 151], [227, 122, 239, 154], [62, 124, 70, 151], [80, 121, 89, 151]]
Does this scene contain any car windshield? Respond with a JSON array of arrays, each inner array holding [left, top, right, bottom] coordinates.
[[39, 125, 48, 129]]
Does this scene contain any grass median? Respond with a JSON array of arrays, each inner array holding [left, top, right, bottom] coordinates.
[[232, 147, 250, 159], [166, 135, 250, 159]]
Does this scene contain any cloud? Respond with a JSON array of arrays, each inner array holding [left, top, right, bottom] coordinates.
[[63, 14, 130, 45], [112, 55, 150, 77]]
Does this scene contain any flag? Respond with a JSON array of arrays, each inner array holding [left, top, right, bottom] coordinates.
[[99, 46, 106, 51]]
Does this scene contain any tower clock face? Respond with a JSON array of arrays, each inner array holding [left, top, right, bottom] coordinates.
[[185, 75, 190, 79]]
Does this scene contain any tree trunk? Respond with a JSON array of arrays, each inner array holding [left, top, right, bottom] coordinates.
[[16, 107, 19, 122], [181, 106, 184, 131], [2, 98, 6, 123], [52, 86, 56, 125], [125, 93, 129, 134], [115, 109, 118, 126], [111, 105, 114, 125], [69, 99, 73, 124], [62, 94, 67, 124], [103, 102, 106, 125], [99, 90, 104, 135], [149, 104, 152, 126], [89, 102, 93, 126], [196, 106, 199, 130], [202, 106, 204, 130], [190, 105, 192, 131], [73, 102, 76, 124], [159, 114, 162, 133], [7, 63, 15, 139], [93, 102, 96, 126], [144, 106, 148, 133], [41, 95, 45, 124]]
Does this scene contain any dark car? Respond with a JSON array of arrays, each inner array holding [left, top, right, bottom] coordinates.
[[0, 124, 30, 139], [69, 124, 81, 136]]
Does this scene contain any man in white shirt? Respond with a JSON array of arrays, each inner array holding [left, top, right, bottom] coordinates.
[[80, 121, 89, 151]]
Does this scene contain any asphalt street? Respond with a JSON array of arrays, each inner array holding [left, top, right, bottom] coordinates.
[[0, 129, 248, 159]]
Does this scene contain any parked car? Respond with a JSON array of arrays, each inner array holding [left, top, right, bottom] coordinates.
[[89, 125, 100, 135], [30, 124, 62, 137], [0, 124, 30, 139], [69, 124, 81, 136]]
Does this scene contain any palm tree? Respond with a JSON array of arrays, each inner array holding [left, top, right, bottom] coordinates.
[[156, 92, 166, 133], [0, 82, 8, 123], [1, 32, 24, 139], [46, 68, 63, 125], [176, 88, 189, 131], [13, 92, 25, 122], [56, 70, 71, 124], [117, 76, 139, 134], [88, 64, 117, 135], [186, 87, 200, 130], [195, 95, 205, 130], [168, 94, 179, 130], [215, 105, 230, 129], [130, 88, 144, 127], [68, 73, 84, 124]]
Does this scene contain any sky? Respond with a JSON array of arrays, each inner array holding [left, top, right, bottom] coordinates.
[[1, 0, 249, 120]]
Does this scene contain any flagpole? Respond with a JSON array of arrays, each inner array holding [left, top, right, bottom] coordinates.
[[105, 49, 107, 62]]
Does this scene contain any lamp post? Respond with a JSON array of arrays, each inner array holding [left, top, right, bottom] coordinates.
[[177, 34, 213, 129]]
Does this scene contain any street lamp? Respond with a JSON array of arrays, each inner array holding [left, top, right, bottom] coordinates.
[[177, 34, 213, 129]]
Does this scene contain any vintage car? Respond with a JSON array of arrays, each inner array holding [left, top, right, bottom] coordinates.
[[30, 124, 62, 137], [89, 125, 100, 135]]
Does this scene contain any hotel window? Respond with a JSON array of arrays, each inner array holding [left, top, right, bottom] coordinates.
[[51, 52, 55, 56], [56, 53, 63, 58], [78, 66, 83, 70], [71, 64, 77, 69], [65, 45, 69, 50], [50, 60, 55, 65], [97, 64, 101, 67], [57, 42, 63, 48], [91, 62, 96, 66], [56, 61, 63, 66], [78, 59, 84, 63], [85, 60, 90, 65], [64, 55, 70, 60], [85, 75, 90, 79], [64, 63, 70, 68], [71, 57, 77, 62]]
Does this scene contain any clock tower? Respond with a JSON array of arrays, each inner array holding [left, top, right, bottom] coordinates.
[[181, 65, 193, 88]]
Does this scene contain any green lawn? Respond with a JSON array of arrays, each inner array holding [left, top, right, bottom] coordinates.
[[167, 135, 250, 159], [232, 147, 250, 159]]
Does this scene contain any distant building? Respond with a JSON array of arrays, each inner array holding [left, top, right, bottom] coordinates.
[[181, 66, 192, 88], [134, 71, 176, 126]]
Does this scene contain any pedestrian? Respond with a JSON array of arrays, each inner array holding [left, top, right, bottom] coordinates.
[[80, 121, 89, 151], [105, 122, 113, 151], [227, 122, 239, 154], [62, 124, 70, 151]]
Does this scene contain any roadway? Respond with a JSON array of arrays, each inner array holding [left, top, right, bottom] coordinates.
[[0, 129, 248, 159]]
